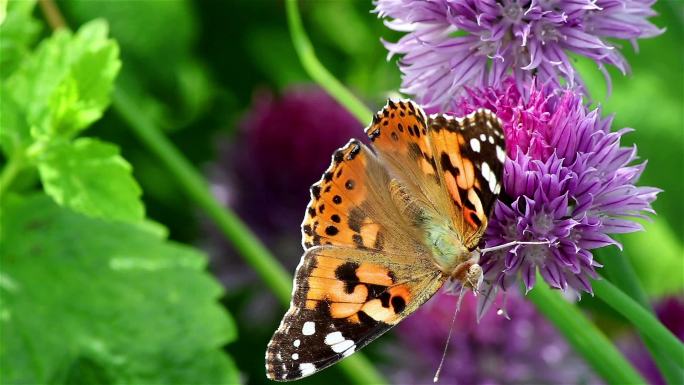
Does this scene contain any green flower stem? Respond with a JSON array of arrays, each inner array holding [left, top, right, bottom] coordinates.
[[599, 250, 683, 384], [112, 89, 292, 305], [111, 88, 388, 385], [593, 277, 684, 368], [527, 278, 647, 384], [0, 156, 24, 199], [285, 0, 373, 124]]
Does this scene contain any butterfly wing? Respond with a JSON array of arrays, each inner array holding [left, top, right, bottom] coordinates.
[[301, 138, 426, 254], [427, 110, 506, 248], [366, 100, 505, 249], [266, 246, 444, 381], [267, 139, 445, 381]]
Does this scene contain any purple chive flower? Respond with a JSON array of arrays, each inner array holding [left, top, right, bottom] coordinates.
[[205, 86, 360, 286], [386, 292, 598, 384], [455, 78, 659, 296], [374, 0, 663, 110]]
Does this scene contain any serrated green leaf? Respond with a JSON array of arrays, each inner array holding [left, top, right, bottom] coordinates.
[[0, 0, 41, 80], [5, 19, 120, 140], [37, 137, 144, 222], [0, 194, 239, 384]]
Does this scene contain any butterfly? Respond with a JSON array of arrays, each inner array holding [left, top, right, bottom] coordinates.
[[265, 100, 506, 381]]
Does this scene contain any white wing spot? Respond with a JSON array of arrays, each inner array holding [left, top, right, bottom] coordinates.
[[331, 339, 355, 353], [299, 363, 316, 376], [469, 138, 481, 153], [488, 135, 494, 144], [324, 332, 345, 345], [343, 345, 356, 357], [494, 183, 501, 194], [488, 172, 497, 193], [496, 145, 506, 163], [481, 161, 498, 193], [293, 339, 301, 347], [480, 134, 487, 141], [292, 353, 299, 360], [302, 321, 315, 336], [481, 162, 491, 182]]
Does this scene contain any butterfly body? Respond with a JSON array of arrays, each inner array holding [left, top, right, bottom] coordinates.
[[266, 100, 506, 381]]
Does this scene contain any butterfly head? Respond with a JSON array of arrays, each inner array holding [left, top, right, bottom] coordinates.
[[463, 263, 483, 292], [448, 249, 483, 293]]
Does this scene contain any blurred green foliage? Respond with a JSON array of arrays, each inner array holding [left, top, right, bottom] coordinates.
[[1, 195, 238, 384], [0, 6, 238, 384], [0, 1, 681, 384]]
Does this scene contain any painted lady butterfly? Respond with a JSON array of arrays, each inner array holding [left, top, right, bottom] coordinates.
[[266, 100, 506, 381]]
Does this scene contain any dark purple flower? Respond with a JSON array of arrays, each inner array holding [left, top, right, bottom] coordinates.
[[619, 296, 684, 385], [386, 291, 598, 384], [210, 86, 361, 237], [456, 78, 659, 296], [375, 0, 663, 110], [205, 86, 361, 286]]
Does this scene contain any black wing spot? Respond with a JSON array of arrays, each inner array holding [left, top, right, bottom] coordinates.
[[333, 195, 342, 204], [325, 225, 339, 236], [391, 296, 406, 313], [311, 185, 321, 199], [345, 179, 355, 190], [335, 262, 360, 294]]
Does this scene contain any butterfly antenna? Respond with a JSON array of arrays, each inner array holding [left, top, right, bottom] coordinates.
[[433, 287, 464, 383], [479, 240, 550, 254]]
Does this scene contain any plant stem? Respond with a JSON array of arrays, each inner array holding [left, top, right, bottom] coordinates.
[[285, 0, 372, 124], [599, 249, 683, 384], [38, 0, 66, 30], [113, 89, 292, 304], [527, 278, 647, 384], [0, 156, 23, 199], [593, 277, 684, 369], [112, 88, 387, 385]]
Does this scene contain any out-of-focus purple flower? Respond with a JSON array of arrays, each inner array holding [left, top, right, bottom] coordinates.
[[210, 86, 361, 238], [387, 291, 598, 384], [456, 78, 659, 296], [205, 86, 361, 286], [619, 296, 684, 385], [374, 0, 663, 110]]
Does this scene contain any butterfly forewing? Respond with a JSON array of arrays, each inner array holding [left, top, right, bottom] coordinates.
[[428, 110, 506, 248]]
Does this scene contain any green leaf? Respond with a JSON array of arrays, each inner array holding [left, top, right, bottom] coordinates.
[[0, 0, 41, 80], [37, 137, 144, 222], [6, 19, 121, 140], [0, 194, 239, 384], [0, 84, 31, 158]]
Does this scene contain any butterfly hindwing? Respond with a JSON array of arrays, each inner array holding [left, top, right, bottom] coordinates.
[[265, 246, 444, 381]]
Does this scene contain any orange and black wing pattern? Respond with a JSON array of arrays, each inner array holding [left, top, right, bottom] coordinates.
[[428, 109, 506, 248], [265, 247, 443, 381]]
